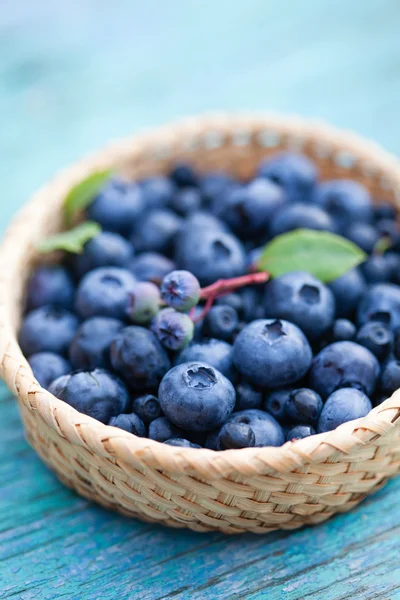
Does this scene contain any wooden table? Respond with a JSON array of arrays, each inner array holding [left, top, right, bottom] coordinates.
[[1, 1, 400, 598]]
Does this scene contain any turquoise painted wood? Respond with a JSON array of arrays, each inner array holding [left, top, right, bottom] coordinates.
[[1, 1, 400, 598]]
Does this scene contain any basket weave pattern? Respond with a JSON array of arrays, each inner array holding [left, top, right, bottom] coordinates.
[[1, 114, 400, 534]]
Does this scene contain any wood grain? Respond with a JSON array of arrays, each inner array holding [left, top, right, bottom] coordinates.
[[1, 0, 400, 597]]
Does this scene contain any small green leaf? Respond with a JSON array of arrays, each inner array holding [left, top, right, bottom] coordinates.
[[258, 229, 367, 282], [37, 221, 101, 254], [64, 169, 112, 225], [373, 236, 392, 255]]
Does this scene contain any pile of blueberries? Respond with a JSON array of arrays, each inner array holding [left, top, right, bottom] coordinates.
[[20, 152, 400, 450]]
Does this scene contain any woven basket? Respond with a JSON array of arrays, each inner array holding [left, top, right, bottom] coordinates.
[[1, 114, 400, 535]]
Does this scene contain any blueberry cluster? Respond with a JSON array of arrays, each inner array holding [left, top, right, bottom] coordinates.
[[21, 153, 400, 449]]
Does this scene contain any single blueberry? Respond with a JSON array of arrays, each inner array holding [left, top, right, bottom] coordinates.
[[344, 222, 380, 254], [376, 219, 399, 247], [176, 228, 246, 286], [203, 305, 239, 342], [374, 202, 396, 221], [19, 307, 78, 357], [361, 255, 393, 284], [152, 308, 194, 351], [211, 409, 284, 448], [380, 359, 400, 396], [174, 338, 236, 382], [269, 203, 335, 238], [88, 177, 144, 236], [264, 387, 293, 422], [286, 424, 316, 441], [110, 326, 171, 391], [385, 253, 400, 284], [258, 152, 318, 203], [331, 319, 357, 342], [148, 416, 184, 442], [310, 341, 380, 399], [161, 270, 201, 312], [235, 381, 263, 411], [28, 352, 71, 389], [218, 421, 256, 449], [75, 267, 137, 320], [171, 188, 203, 216], [164, 438, 201, 448], [214, 293, 243, 315], [129, 252, 176, 285], [140, 176, 176, 209], [328, 268, 366, 318], [71, 232, 134, 278], [158, 362, 236, 432], [357, 283, 400, 330], [132, 394, 163, 424], [356, 321, 393, 360], [285, 388, 323, 425], [200, 172, 234, 206], [264, 271, 335, 341], [318, 388, 372, 433], [69, 317, 124, 370], [313, 179, 373, 227], [49, 369, 130, 424], [130, 209, 183, 254], [169, 163, 199, 188], [179, 210, 229, 236], [26, 265, 75, 311], [128, 282, 161, 324], [233, 319, 313, 388], [109, 413, 146, 436]]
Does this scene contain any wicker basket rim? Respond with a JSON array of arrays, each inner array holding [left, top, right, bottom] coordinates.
[[1, 112, 400, 478]]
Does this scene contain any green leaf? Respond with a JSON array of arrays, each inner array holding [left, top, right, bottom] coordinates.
[[258, 229, 367, 282], [373, 236, 392, 255], [64, 169, 112, 225], [37, 221, 101, 254]]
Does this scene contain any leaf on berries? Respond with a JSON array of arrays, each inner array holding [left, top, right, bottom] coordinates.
[[64, 169, 112, 225], [258, 229, 366, 282], [37, 221, 101, 254]]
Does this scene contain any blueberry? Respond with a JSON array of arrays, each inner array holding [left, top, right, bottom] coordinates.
[[110, 326, 171, 391], [264, 387, 293, 422], [361, 255, 393, 284], [344, 222, 380, 254], [233, 319, 312, 388], [140, 176, 176, 209], [380, 359, 400, 396], [26, 266, 75, 311], [215, 178, 286, 237], [20, 307, 78, 357], [169, 163, 199, 188], [49, 369, 130, 424], [172, 188, 202, 216], [269, 203, 335, 238], [180, 210, 228, 235], [258, 152, 318, 203], [235, 381, 263, 411], [130, 209, 183, 254], [203, 305, 239, 342], [129, 252, 176, 285], [264, 271, 335, 341], [69, 317, 123, 370], [148, 416, 184, 442], [152, 308, 194, 351], [132, 394, 163, 424], [211, 409, 284, 448], [127, 282, 161, 324], [331, 319, 356, 342], [175, 338, 236, 381], [286, 424, 316, 441], [75, 267, 137, 320], [241, 286, 264, 322], [88, 177, 144, 236], [161, 270, 201, 312], [313, 179, 373, 227], [214, 293, 243, 315], [376, 219, 399, 246], [218, 421, 256, 449], [285, 388, 323, 425], [176, 229, 246, 286], [328, 268, 366, 318], [356, 321, 393, 360], [385, 253, 400, 284], [374, 202, 396, 221], [317, 388, 372, 433], [164, 438, 201, 448], [159, 362, 235, 432], [71, 232, 134, 278], [28, 352, 71, 389], [200, 172, 234, 205], [310, 341, 380, 398], [357, 283, 400, 329], [109, 413, 146, 436]]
